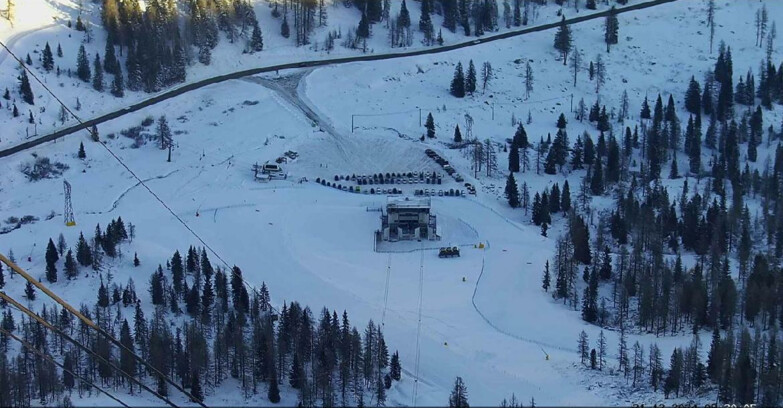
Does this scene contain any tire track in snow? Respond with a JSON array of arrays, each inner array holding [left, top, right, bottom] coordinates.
[[85, 169, 179, 215], [471, 255, 578, 354]]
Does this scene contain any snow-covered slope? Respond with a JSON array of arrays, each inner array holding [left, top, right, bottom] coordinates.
[[0, 0, 640, 149], [1, 0, 783, 406]]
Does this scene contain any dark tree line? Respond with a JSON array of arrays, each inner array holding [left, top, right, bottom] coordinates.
[[1, 218, 400, 406]]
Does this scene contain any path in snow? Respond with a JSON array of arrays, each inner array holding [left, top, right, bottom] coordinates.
[[0, 23, 57, 69]]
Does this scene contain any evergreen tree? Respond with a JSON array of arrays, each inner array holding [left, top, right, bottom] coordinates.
[[24, 280, 36, 300], [76, 45, 91, 82], [171, 251, 184, 295], [267, 370, 280, 403], [590, 158, 604, 195], [425, 113, 436, 138], [281, 15, 290, 38], [448, 377, 469, 408], [604, 6, 618, 52], [450, 62, 465, 97], [134, 252, 140, 267], [103, 42, 118, 76], [64, 249, 78, 280], [42, 42, 54, 71], [505, 173, 519, 208], [45, 238, 58, 283], [390, 351, 402, 380], [542, 260, 551, 292], [508, 141, 520, 172], [399, 0, 411, 28], [357, 11, 370, 38], [19, 70, 33, 105], [554, 16, 572, 65], [685, 76, 702, 115], [110, 66, 124, 97], [190, 371, 204, 402], [78, 141, 86, 159], [76, 232, 92, 266], [561, 180, 571, 212], [92, 54, 104, 92], [465, 60, 477, 94], [250, 20, 264, 52], [454, 125, 463, 143]]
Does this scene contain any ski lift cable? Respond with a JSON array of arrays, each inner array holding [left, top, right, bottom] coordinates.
[[0, 255, 204, 408], [0, 290, 181, 408], [0, 38, 278, 320]]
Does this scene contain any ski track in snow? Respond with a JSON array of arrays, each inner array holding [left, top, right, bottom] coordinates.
[[84, 169, 179, 215]]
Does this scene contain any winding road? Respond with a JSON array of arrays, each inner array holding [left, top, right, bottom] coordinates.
[[0, 0, 677, 159]]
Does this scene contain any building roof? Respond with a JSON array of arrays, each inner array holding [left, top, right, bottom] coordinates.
[[386, 196, 431, 210]]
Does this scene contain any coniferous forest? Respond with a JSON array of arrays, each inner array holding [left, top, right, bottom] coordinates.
[[500, 37, 783, 405], [0, 217, 402, 407]]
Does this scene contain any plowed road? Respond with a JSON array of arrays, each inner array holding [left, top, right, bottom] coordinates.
[[0, 0, 676, 159]]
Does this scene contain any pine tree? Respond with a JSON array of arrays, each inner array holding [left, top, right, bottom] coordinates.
[[134, 252, 140, 267], [280, 13, 291, 38], [45, 238, 58, 283], [508, 141, 520, 172], [561, 180, 571, 212], [390, 351, 402, 380], [110, 66, 124, 97], [590, 158, 604, 195], [0, 260, 4, 290], [171, 251, 184, 295], [685, 76, 702, 115], [76, 45, 90, 82], [42, 42, 54, 71], [425, 113, 436, 138], [76, 232, 92, 266], [190, 371, 204, 402], [357, 11, 370, 38], [267, 371, 280, 403], [57, 43, 63, 58], [542, 260, 551, 292], [19, 70, 33, 105], [64, 249, 78, 279], [24, 280, 36, 300], [92, 54, 104, 92], [448, 377, 469, 408], [77, 141, 86, 159], [465, 60, 477, 94], [450, 62, 465, 97], [454, 125, 463, 143], [399, 0, 411, 28], [669, 155, 679, 179], [604, 6, 618, 53], [250, 20, 264, 52], [505, 173, 519, 208], [554, 16, 572, 65]]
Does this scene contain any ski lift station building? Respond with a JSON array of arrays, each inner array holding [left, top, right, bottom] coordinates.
[[380, 197, 438, 241]]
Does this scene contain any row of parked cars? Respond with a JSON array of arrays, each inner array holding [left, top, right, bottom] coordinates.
[[425, 149, 464, 183], [316, 178, 406, 195], [414, 189, 465, 197], [333, 172, 443, 185]]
